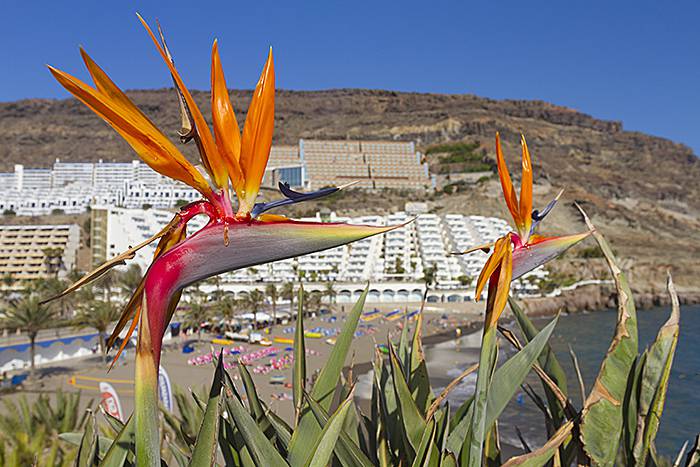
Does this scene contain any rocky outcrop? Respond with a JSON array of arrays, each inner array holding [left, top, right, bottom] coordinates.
[[521, 284, 700, 316]]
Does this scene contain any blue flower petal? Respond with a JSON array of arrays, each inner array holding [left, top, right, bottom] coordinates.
[[251, 182, 341, 218], [530, 189, 564, 235]]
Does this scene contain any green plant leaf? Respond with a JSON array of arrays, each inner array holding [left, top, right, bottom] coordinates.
[[188, 350, 225, 466], [223, 376, 288, 467], [238, 360, 266, 421], [632, 274, 681, 465], [263, 401, 293, 450], [101, 414, 135, 467], [305, 395, 354, 467], [446, 396, 473, 454], [218, 405, 257, 467], [75, 410, 100, 466], [102, 409, 126, 436], [435, 402, 450, 456], [410, 420, 436, 467], [465, 324, 498, 465], [409, 312, 433, 414], [236, 359, 282, 451], [621, 348, 646, 464], [399, 311, 411, 376], [577, 209, 638, 467], [390, 340, 428, 457], [485, 315, 559, 430], [305, 390, 374, 467], [374, 349, 402, 456], [484, 421, 501, 467], [508, 296, 568, 427], [288, 286, 367, 466], [167, 437, 191, 467], [441, 452, 458, 467], [59, 430, 112, 460], [502, 420, 574, 466], [293, 284, 306, 424]]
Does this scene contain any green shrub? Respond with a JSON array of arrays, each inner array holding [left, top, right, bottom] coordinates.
[[0, 390, 90, 466]]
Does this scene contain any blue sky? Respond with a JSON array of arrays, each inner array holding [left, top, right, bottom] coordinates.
[[2, 1, 699, 154]]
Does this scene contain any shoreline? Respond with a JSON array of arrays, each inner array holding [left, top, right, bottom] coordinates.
[[1, 286, 692, 421], [518, 283, 700, 316]]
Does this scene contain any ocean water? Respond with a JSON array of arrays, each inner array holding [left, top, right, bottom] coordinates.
[[423, 305, 699, 458], [544, 305, 699, 457]]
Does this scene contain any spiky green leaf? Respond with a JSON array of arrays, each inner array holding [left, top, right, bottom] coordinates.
[[101, 415, 135, 467], [188, 351, 224, 466], [304, 391, 374, 467], [632, 274, 680, 465], [293, 284, 306, 424], [305, 396, 354, 467], [577, 210, 638, 467], [390, 340, 428, 456], [223, 377, 288, 467], [485, 315, 559, 430], [509, 296, 568, 427], [288, 287, 367, 466]]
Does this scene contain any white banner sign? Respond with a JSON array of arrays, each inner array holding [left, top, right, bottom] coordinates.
[[99, 381, 124, 422], [158, 365, 173, 412]]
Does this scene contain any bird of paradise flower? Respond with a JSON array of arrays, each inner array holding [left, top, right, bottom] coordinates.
[[46, 16, 404, 464], [455, 133, 591, 327], [453, 133, 591, 463]]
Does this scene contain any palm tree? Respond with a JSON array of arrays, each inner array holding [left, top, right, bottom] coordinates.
[[95, 270, 117, 303], [1, 273, 15, 302], [323, 281, 337, 310], [239, 289, 265, 330], [281, 282, 295, 317], [36, 277, 73, 319], [42, 247, 64, 278], [1, 295, 60, 379], [307, 290, 323, 316], [208, 275, 224, 302], [72, 300, 120, 362], [117, 264, 142, 296], [422, 264, 437, 287], [215, 294, 238, 334], [265, 284, 279, 326], [183, 303, 210, 343]]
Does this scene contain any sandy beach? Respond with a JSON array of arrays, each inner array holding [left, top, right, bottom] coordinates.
[[3, 300, 486, 425]]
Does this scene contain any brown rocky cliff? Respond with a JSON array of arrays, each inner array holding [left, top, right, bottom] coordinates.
[[1, 89, 699, 289]]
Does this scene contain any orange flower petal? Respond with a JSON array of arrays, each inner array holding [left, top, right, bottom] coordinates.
[[109, 304, 141, 370], [239, 48, 275, 214], [48, 64, 212, 197], [474, 233, 510, 301], [80, 48, 143, 120], [519, 135, 533, 240], [138, 15, 230, 190], [495, 133, 521, 228], [211, 40, 245, 194], [486, 240, 513, 328]]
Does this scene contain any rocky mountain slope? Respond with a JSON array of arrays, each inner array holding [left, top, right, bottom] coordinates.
[[1, 89, 699, 290]]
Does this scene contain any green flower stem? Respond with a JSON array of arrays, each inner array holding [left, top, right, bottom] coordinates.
[[467, 323, 497, 465], [135, 302, 160, 467]]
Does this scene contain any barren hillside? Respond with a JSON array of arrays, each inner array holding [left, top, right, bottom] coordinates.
[[1, 89, 698, 290]]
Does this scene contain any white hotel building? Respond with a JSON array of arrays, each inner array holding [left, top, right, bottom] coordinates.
[[91, 205, 546, 303], [0, 138, 429, 217]]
